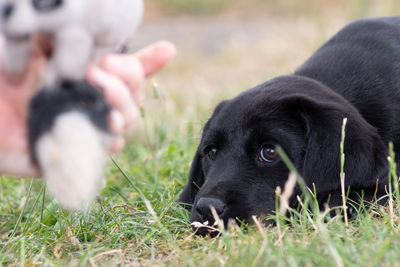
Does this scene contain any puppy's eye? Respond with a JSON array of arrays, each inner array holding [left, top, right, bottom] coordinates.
[[259, 144, 278, 163], [206, 147, 218, 160]]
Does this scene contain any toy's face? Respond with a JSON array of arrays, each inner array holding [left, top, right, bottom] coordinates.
[[1, 0, 84, 36]]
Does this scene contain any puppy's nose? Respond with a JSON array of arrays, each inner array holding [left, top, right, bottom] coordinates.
[[2, 3, 14, 20], [196, 197, 226, 219]]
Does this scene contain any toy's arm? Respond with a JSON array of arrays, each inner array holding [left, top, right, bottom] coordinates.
[[51, 27, 93, 81], [1, 35, 31, 74]]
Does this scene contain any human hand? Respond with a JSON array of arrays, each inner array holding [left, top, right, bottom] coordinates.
[[0, 37, 175, 177], [86, 41, 176, 153], [0, 35, 50, 177]]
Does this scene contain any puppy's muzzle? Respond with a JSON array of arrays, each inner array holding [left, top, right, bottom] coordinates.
[[195, 197, 226, 222]]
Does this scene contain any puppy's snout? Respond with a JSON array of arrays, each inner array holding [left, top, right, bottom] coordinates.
[[2, 3, 14, 20], [196, 197, 226, 220]]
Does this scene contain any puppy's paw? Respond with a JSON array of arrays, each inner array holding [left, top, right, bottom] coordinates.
[[28, 81, 111, 210]]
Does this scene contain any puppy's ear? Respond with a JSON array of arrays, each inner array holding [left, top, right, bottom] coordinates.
[[178, 149, 204, 210], [280, 93, 388, 196]]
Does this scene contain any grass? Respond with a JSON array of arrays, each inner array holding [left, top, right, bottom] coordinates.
[[3, 1, 400, 265], [1, 81, 400, 266], [146, 0, 400, 17], [148, 0, 231, 14]]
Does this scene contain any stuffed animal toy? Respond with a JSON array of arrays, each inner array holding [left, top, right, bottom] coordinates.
[[1, 0, 144, 81], [1, 0, 144, 209]]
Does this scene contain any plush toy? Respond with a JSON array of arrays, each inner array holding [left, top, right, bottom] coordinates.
[[1, 0, 144, 81], [1, 0, 144, 209]]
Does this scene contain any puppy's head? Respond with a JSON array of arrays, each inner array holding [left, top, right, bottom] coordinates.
[[180, 75, 388, 236]]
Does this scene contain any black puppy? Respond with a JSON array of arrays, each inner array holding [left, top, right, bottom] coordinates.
[[179, 17, 400, 235]]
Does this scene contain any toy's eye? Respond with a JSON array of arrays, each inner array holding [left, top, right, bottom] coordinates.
[[2, 3, 14, 20], [33, 0, 63, 12], [206, 147, 218, 161], [258, 144, 278, 163]]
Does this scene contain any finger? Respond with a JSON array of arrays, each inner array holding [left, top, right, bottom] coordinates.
[[87, 67, 140, 128], [99, 41, 176, 104], [109, 136, 125, 154], [109, 109, 125, 135], [136, 41, 176, 77], [108, 110, 126, 154], [0, 153, 40, 177], [100, 55, 145, 105]]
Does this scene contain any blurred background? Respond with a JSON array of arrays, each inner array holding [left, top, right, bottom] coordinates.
[[127, 0, 400, 145]]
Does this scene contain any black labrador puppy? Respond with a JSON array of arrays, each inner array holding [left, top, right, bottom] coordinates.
[[179, 17, 400, 235]]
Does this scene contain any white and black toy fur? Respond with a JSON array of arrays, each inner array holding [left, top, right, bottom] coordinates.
[[0, 0, 144, 209], [28, 81, 112, 210], [1, 0, 144, 81]]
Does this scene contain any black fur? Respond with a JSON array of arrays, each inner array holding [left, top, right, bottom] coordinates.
[[28, 80, 110, 166], [179, 17, 400, 235]]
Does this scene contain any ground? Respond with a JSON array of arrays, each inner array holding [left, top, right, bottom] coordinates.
[[1, 0, 400, 266]]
